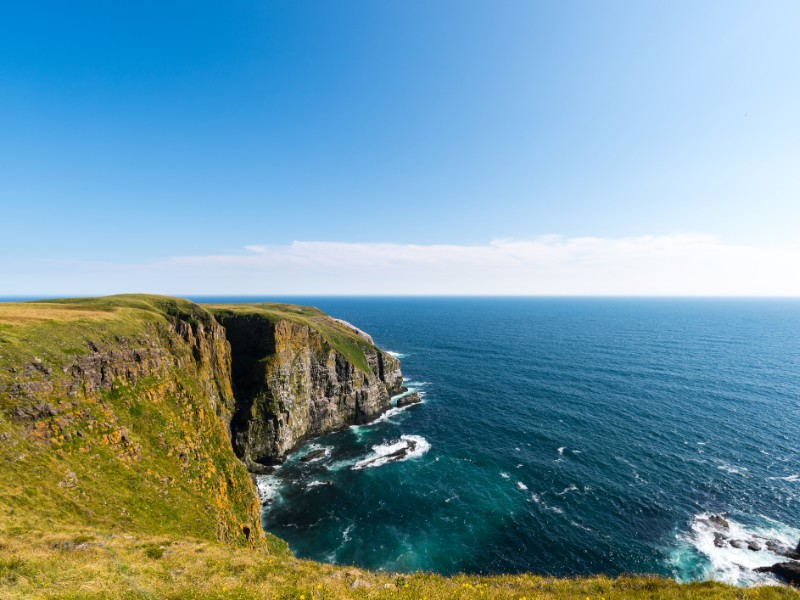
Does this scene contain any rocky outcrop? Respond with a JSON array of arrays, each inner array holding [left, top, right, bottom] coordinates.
[[396, 392, 421, 408], [214, 311, 404, 469], [755, 562, 800, 587]]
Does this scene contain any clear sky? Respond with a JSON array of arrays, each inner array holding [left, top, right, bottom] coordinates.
[[2, 1, 799, 295]]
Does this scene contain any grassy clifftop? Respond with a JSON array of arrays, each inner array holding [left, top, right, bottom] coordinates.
[[0, 295, 797, 598], [0, 295, 265, 546]]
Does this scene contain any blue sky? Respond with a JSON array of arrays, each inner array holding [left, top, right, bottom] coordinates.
[[1, 1, 799, 295]]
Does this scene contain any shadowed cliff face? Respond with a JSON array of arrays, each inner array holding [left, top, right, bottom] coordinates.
[[215, 311, 404, 469]]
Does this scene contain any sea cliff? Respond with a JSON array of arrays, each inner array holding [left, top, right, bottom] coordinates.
[[0, 295, 403, 548], [210, 304, 404, 470]]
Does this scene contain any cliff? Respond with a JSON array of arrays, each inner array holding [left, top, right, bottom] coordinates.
[[210, 304, 404, 469], [0, 295, 402, 550]]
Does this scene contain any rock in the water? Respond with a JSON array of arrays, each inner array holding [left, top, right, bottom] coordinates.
[[755, 562, 800, 587], [748, 541, 762, 551], [300, 449, 327, 463], [713, 533, 727, 548], [396, 392, 422, 408], [707, 514, 730, 530], [767, 541, 800, 560], [730, 540, 747, 549]]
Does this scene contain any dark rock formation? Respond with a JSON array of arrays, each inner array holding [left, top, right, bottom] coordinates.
[[300, 449, 327, 463], [767, 541, 800, 560], [356, 438, 417, 469], [707, 514, 730, 531], [755, 562, 800, 587], [396, 392, 422, 408], [213, 311, 405, 469]]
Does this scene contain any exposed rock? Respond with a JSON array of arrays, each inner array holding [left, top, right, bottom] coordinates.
[[707, 514, 730, 531], [11, 401, 58, 421], [215, 312, 404, 467], [396, 392, 421, 408], [755, 562, 800, 587], [331, 318, 375, 345], [767, 541, 800, 560], [300, 449, 327, 463], [351, 578, 372, 589], [748, 541, 762, 551], [713, 533, 727, 548], [730, 540, 746, 549], [356, 439, 417, 469]]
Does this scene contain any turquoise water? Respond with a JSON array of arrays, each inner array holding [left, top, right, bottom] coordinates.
[[194, 298, 799, 581]]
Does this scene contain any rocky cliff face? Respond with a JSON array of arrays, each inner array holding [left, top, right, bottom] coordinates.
[[0, 295, 404, 547], [214, 310, 404, 469]]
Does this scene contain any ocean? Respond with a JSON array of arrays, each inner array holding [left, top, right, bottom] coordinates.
[[14, 295, 799, 584], [193, 297, 800, 585]]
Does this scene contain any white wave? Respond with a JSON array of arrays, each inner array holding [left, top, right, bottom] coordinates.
[[402, 379, 429, 387], [386, 351, 407, 358], [767, 474, 799, 482], [298, 444, 332, 462], [516, 481, 528, 491], [306, 480, 329, 488], [556, 485, 578, 496], [255, 475, 282, 504], [571, 520, 593, 532], [558, 446, 566, 455], [352, 435, 430, 470], [500, 472, 510, 479], [529, 492, 564, 514], [670, 513, 800, 586], [342, 523, 354, 542], [717, 463, 748, 476]]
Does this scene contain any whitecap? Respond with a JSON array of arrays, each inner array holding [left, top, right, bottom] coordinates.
[[352, 435, 430, 470], [717, 463, 748, 476], [558, 446, 566, 455], [386, 351, 407, 358], [516, 481, 528, 491], [500, 472, 510, 479], [670, 512, 800, 586], [556, 485, 578, 496], [255, 475, 282, 504], [767, 474, 799, 482]]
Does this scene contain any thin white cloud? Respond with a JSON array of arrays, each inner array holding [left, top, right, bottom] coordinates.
[[3, 234, 800, 296]]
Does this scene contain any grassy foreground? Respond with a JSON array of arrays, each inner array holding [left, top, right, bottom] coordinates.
[[4, 525, 798, 600], [0, 296, 797, 599]]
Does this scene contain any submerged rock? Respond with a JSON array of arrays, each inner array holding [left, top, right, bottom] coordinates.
[[730, 539, 747, 549], [748, 541, 762, 551]]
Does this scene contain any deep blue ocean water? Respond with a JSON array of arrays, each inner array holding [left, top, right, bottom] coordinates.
[[10, 296, 799, 584]]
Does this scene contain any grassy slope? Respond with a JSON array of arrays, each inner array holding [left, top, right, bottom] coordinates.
[[0, 296, 267, 545], [0, 296, 797, 599]]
